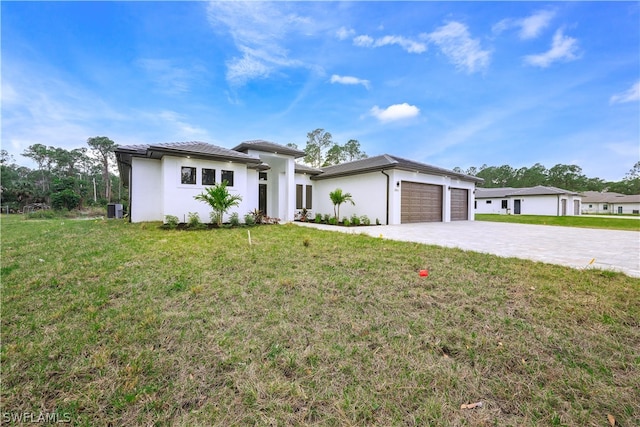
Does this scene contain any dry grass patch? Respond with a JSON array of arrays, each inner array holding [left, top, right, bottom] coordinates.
[[1, 216, 639, 426]]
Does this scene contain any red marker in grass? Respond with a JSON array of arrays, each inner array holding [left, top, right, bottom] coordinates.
[[419, 269, 428, 277]]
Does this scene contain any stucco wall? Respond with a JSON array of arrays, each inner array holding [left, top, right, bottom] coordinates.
[[476, 194, 581, 216], [313, 172, 387, 223], [582, 201, 639, 214], [131, 157, 163, 222]]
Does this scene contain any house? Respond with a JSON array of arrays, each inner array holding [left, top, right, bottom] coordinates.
[[115, 140, 482, 224], [475, 185, 582, 216], [580, 191, 640, 215]]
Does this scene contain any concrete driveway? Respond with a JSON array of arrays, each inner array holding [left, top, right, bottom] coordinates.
[[294, 221, 640, 278]]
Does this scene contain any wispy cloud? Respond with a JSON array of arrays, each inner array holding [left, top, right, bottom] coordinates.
[[493, 10, 556, 40], [336, 26, 355, 41], [206, 2, 313, 86], [136, 58, 204, 95], [610, 81, 640, 104], [353, 34, 427, 54], [370, 103, 420, 123], [330, 74, 370, 90], [426, 22, 491, 73], [524, 29, 580, 67]]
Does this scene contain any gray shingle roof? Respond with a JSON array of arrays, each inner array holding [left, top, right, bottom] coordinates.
[[232, 140, 305, 158], [311, 154, 483, 183], [476, 185, 579, 198], [116, 141, 261, 164], [581, 191, 640, 203], [295, 163, 323, 175]]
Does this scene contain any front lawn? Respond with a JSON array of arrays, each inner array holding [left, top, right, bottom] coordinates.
[[1, 216, 638, 425], [476, 213, 640, 231]]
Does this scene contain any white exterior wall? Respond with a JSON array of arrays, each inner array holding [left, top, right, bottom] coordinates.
[[160, 156, 249, 224], [130, 157, 163, 222], [475, 198, 508, 214], [582, 201, 640, 214], [476, 194, 582, 216], [313, 172, 387, 223]]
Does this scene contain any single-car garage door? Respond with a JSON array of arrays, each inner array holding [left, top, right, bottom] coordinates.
[[450, 188, 468, 221], [401, 182, 443, 223]]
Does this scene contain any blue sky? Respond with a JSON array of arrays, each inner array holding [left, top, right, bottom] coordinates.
[[2, 1, 639, 181]]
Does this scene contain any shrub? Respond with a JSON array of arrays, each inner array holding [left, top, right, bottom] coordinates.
[[194, 182, 242, 227], [360, 215, 371, 226], [187, 212, 205, 229], [229, 212, 240, 227], [314, 213, 322, 223], [343, 217, 351, 226], [209, 212, 220, 225], [376, 218, 381, 225], [303, 237, 311, 247], [164, 215, 179, 229], [50, 189, 81, 211], [244, 213, 255, 226], [328, 217, 338, 225], [26, 210, 57, 219], [250, 209, 264, 224], [350, 214, 360, 226], [323, 214, 330, 223]]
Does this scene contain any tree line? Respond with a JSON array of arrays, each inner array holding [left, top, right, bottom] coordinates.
[[1, 136, 120, 212], [452, 162, 640, 195]]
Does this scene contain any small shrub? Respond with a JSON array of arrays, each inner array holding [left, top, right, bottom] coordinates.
[[323, 214, 330, 223], [250, 209, 264, 224], [210, 212, 220, 225], [343, 217, 351, 226], [244, 213, 255, 226], [164, 215, 179, 229], [360, 215, 371, 226], [299, 208, 310, 222], [328, 217, 338, 225], [187, 212, 205, 229], [376, 218, 381, 225], [302, 237, 311, 247], [229, 212, 240, 227], [314, 213, 323, 223], [26, 210, 57, 220], [350, 214, 360, 226]]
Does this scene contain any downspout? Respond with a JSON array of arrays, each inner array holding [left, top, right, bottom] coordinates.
[[128, 166, 133, 222], [381, 170, 390, 225]]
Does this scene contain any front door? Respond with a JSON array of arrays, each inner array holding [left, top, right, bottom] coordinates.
[[514, 199, 521, 215], [618, 206, 623, 214], [259, 184, 267, 215], [561, 199, 567, 216]]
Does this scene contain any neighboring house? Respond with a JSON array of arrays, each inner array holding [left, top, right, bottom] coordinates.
[[580, 191, 640, 215], [115, 140, 482, 224], [475, 186, 582, 216]]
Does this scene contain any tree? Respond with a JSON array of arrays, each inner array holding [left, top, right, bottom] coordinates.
[[87, 136, 117, 202], [329, 188, 355, 220], [547, 164, 586, 191], [194, 182, 242, 226], [514, 163, 548, 187], [303, 129, 333, 168], [324, 144, 347, 166], [342, 139, 367, 162]]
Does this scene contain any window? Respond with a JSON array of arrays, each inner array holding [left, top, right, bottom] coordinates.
[[588, 204, 593, 208], [603, 204, 608, 210], [501, 200, 508, 209], [296, 184, 303, 209], [181, 167, 196, 184], [259, 172, 267, 181], [202, 168, 216, 185], [305, 185, 312, 209], [486, 200, 492, 204], [221, 170, 234, 186]]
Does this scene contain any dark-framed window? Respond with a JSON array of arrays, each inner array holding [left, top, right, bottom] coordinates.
[[305, 185, 312, 209], [259, 172, 268, 181], [296, 184, 303, 209], [501, 200, 508, 209], [202, 168, 216, 185], [181, 166, 196, 184], [221, 170, 234, 187], [486, 200, 492, 204], [603, 204, 608, 210]]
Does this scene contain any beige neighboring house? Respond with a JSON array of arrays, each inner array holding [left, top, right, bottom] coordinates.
[[475, 185, 582, 216], [580, 191, 640, 215]]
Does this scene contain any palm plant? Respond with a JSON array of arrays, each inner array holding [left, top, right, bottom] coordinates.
[[194, 182, 242, 226], [329, 188, 355, 221]]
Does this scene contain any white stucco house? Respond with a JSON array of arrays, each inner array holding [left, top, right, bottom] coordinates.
[[115, 140, 483, 224], [580, 191, 640, 215], [475, 186, 582, 216]]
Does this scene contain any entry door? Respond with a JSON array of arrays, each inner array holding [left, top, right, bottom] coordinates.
[[561, 199, 567, 216], [514, 199, 521, 214], [574, 200, 580, 215], [618, 206, 623, 214], [258, 184, 267, 214]]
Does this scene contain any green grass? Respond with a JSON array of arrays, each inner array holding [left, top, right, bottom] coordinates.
[[2, 216, 639, 426], [476, 213, 640, 231]]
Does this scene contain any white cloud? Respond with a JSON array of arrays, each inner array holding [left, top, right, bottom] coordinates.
[[610, 81, 640, 104], [336, 26, 355, 40], [353, 34, 427, 54], [524, 29, 580, 67], [493, 10, 555, 40], [330, 74, 370, 89], [206, 2, 314, 86], [370, 103, 420, 123], [426, 22, 491, 73], [136, 58, 204, 95]]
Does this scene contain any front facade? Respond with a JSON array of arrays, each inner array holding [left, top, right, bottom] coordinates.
[[115, 141, 482, 225], [475, 186, 582, 216], [580, 191, 640, 215]]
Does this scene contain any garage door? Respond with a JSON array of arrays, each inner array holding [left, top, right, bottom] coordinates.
[[401, 182, 443, 223], [450, 188, 468, 221]]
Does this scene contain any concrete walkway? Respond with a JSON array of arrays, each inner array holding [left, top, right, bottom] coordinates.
[[294, 221, 640, 278]]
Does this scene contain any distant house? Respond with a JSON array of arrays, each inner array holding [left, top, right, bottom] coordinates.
[[115, 140, 483, 224], [475, 185, 582, 216], [580, 191, 640, 215]]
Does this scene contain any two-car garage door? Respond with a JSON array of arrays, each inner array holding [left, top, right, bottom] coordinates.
[[400, 182, 469, 223]]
